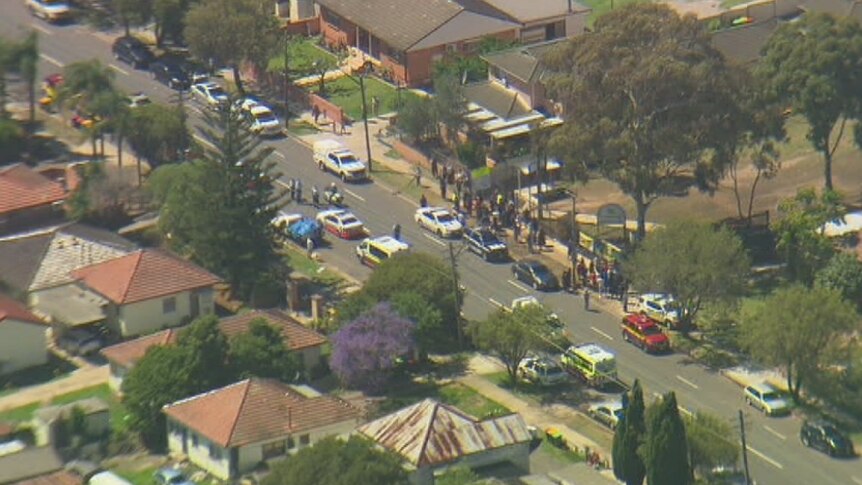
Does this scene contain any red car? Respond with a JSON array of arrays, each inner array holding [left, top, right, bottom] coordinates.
[[621, 314, 670, 353], [315, 209, 366, 240]]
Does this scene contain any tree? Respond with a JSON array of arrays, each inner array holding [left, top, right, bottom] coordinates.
[[815, 252, 862, 311], [58, 59, 115, 111], [469, 305, 552, 383], [432, 73, 467, 147], [435, 466, 481, 485], [757, 13, 862, 191], [153, 0, 186, 47], [685, 411, 739, 477], [624, 220, 750, 327], [613, 380, 646, 485], [397, 96, 435, 143], [112, 0, 153, 35], [127, 102, 189, 168], [176, 314, 231, 391], [642, 392, 691, 485], [739, 285, 857, 400], [153, 102, 283, 298], [228, 318, 301, 381], [389, 291, 444, 355], [544, 4, 742, 239], [13, 32, 39, 127], [65, 161, 134, 228], [330, 303, 415, 394], [0, 38, 15, 119], [184, 0, 280, 93], [772, 188, 843, 285], [262, 436, 407, 485], [0, 118, 25, 164]]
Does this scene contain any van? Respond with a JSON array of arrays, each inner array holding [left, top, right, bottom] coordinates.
[[355, 236, 409, 267], [88, 471, 134, 485]]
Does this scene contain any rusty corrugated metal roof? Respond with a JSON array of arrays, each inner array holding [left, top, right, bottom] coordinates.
[[357, 399, 531, 466]]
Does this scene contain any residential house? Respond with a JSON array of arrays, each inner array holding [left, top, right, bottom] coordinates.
[[101, 309, 327, 392], [479, 0, 590, 43], [71, 249, 221, 338], [0, 164, 67, 235], [31, 397, 110, 446], [357, 398, 532, 485], [0, 294, 48, 375], [163, 378, 361, 480]]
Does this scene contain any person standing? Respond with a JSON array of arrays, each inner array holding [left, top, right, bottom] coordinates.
[[583, 289, 591, 311], [311, 185, 320, 208], [295, 179, 303, 202], [392, 223, 402, 241], [288, 178, 296, 201], [431, 157, 439, 178], [439, 176, 447, 200], [306, 237, 315, 259], [420, 193, 428, 208], [414, 165, 422, 187]]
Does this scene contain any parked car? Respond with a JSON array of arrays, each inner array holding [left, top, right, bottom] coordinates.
[[621, 313, 670, 353], [58, 328, 104, 356], [744, 382, 790, 416], [464, 227, 507, 261], [244, 103, 281, 137], [272, 212, 322, 246], [587, 400, 625, 430], [111, 36, 154, 69], [638, 293, 681, 328], [312, 140, 368, 182], [415, 207, 463, 238], [153, 468, 195, 485], [191, 81, 228, 109], [800, 420, 855, 457], [150, 60, 191, 90], [126, 92, 151, 108], [517, 356, 567, 385], [512, 260, 559, 291], [26, 0, 71, 23], [316, 209, 366, 239]]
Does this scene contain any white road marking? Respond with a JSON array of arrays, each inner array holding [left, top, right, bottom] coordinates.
[[590, 326, 614, 341], [422, 233, 446, 247], [763, 425, 786, 440], [507, 279, 531, 293], [273, 151, 286, 160], [747, 446, 784, 469], [275, 179, 290, 189], [343, 188, 365, 202], [109, 64, 129, 75], [488, 298, 506, 309], [39, 53, 62, 67], [30, 23, 52, 35], [192, 134, 216, 149], [851, 476, 862, 485], [675, 375, 699, 390]]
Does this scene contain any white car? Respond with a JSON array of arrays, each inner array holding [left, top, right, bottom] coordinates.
[[517, 356, 567, 385], [127, 93, 151, 108], [638, 293, 680, 328], [316, 209, 366, 239], [744, 382, 790, 416], [312, 140, 368, 182], [191, 82, 229, 109], [271, 212, 302, 231], [245, 104, 281, 137], [415, 207, 463, 238], [26, 0, 71, 22], [587, 400, 625, 429]]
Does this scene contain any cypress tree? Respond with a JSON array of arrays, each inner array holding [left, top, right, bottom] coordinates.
[[613, 380, 646, 485], [643, 392, 692, 485]]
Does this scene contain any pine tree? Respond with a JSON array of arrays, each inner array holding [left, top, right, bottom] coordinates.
[[613, 380, 646, 485], [643, 392, 692, 485]]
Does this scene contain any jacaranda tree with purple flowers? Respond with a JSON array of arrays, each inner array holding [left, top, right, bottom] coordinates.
[[331, 303, 415, 394]]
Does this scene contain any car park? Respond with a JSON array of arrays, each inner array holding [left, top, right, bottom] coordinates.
[[153, 468, 195, 485], [800, 420, 855, 457], [111, 36, 154, 69], [150, 60, 191, 90], [512, 260, 559, 291], [638, 293, 681, 328], [464, 227, 507, 261], [415, 207, 463, 238], [587, 400, 625, 430], [312, 140, 368, 182], [744, 382, 790, 416], [191, 81, 229, 109], [316, 209, 366, 239], [356, 236, 409, 267], [517, 356, 567, 385], [621, 313, 670, 353]]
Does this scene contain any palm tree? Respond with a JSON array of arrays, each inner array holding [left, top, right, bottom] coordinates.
[[58, 60, 116, 160], [91, 90, 131, 167]]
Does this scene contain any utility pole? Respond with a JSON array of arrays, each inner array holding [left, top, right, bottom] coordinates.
[[448, 242, 464, 350], [358, 73, 373, 172], [172, 87, 188, 162], [739, 410, 752, 485], [283, 34, 290, 130]]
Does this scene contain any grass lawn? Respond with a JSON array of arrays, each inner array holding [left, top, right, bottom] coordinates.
[[268, 36, 338, 73], [579, 0, 645, 22], [0, 383, 131, 433], [312, 76, 420, 121], [0, 403, 40, 423], [115, 465, 158, 485], [286, 119, 321, 136], [380, 380, 509, 420], [370, 167, 442, 205], [0, 356, 77, 397], [282, 245, 344, 286], [539, 437, 586, 463]]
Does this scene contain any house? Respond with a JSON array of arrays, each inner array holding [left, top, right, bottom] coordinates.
[[0, 294, 49, 376], [71, 249, 221, 338], [162, 378, 361, 480], [0, 447, 65, 485], [480, 39, 565, 113], [31, 397, 110, 446], [479, 0, 590, 43], [357, 398, 532, 485], [101, 310, 327, 392], [0, 164, 67, 235]]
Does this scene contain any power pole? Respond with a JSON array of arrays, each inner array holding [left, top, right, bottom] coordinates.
[[739, 410, 752, 485], [448, 242, 464, 350], [358, 73, 373, 172]]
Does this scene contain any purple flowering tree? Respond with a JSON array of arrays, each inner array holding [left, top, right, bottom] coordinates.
[[330, 303, 415, 394]]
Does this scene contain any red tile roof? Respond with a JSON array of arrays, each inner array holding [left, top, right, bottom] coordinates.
[[0, 164, 66, 215], [220, 310, 327, 351], [100, 328, 180, 368], [163, 378, 361, 447], [71, 250, 221, 305], [0, 294, 45, 326]]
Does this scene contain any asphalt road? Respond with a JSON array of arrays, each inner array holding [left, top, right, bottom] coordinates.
[[2, 9, 860, 485]]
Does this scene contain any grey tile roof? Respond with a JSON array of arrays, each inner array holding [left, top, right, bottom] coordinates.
[[464, 80, 534, 120], [481, 0, 588, 23], [482, 39, 567, 84], [0, 231, 52, 294], [0, 447, 64, 484], [797, 0, 854, 16], [410, 10, 521, 51], [711, 19, 780, 64]]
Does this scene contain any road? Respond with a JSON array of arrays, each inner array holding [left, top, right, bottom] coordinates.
[[2, 9, 859, 485]]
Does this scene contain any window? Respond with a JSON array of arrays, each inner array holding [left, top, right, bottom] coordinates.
[[369, 245, 387, 260], [286, 436, 296, 449], [262, 440, 286, 459], [209, 443, 222, 459], [162, 297, 177, 314], [299, 434, 310, 446], [192, 433, 199, 446]]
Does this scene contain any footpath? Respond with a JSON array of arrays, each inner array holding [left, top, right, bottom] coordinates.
[[0, 365, 108, 413]]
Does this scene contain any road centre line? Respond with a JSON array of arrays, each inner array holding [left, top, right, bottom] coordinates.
[[763, 425, 786, 440], [747, 446, 784, 469], [109, 63, 129, 75], [39, 53, 62, 67], [675, 375, 699, 390], [273, 151, 286, 159], [192, 134, 216, 149], [590, 326, 614, 341], [851, 476, 862, 485], [275, 179, 289, 189], [30, 23, 53, 35], [422, 233, 447, 247], [488, 298, 505, 309], [507, 279, 531, 293], [343, 188, 365, 202]]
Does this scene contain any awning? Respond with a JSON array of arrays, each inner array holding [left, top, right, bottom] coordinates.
[[481, 112, 545, 133], [490, 124, 532, 140], [518, 159, 562, 175], [465, 109, 497, 123]]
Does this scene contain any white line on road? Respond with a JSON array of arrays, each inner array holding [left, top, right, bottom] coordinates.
[[39, 53, 62, 67], [422, 233, 447, 247], [343, 188, 365, 202], [273, 151, 286, 160], [109, 64, 129, 75], [30, 23, 53, 35], [763, 425, 786, 440], [590, 326, 614, 341], [192, 134, 216, 149], [675, 375, 700, 390], [275, 179, 290, 189], [851, 476, 862, 485], [747, 446, 784, 469], [507, 279, 531, 293], [488, 298, 505, 309]]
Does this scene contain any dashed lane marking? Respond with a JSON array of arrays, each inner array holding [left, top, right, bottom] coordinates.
[[507, 279, 531, 293], [39, 53, 62, 67], [109, 64, 129, 75], [590, 326, 613, 341], [851, 476, 862, 485], [343, 188, 365, 202], [763, 425, 786, 440], [422, 233, 447, 247], [675, 375, 699, 390], [747, 446, 784, 469], [488, 298, 506, 309], [30, 24, 52, 35], [192, 134, 216, 149]]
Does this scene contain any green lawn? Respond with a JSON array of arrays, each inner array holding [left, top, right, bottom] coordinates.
[[313, 76, 419, 121], [580, 0, 646, 22], [115, 466, 158, 485], [286, 119, 321, 136], [268, 37, 338, 73], [0, 383, 131, 433], [0, 356, 77, 397], [539, 437, 586, 463], [380, 380, 509, 420], [0, 403, 40, 423], [282, 246, 344, 286]]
